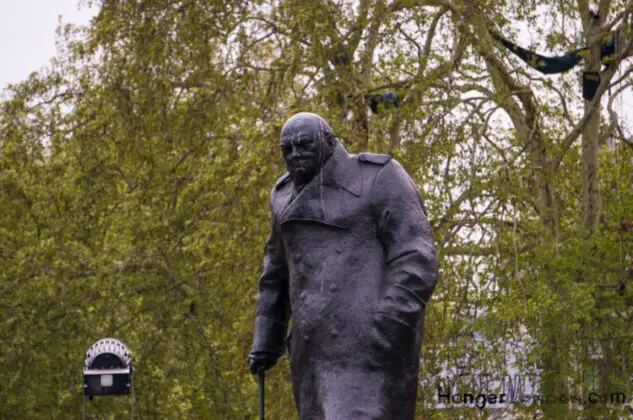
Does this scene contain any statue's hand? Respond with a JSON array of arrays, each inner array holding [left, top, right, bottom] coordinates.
[[370, 313, 417, 366], [248, 351, 279, 375]]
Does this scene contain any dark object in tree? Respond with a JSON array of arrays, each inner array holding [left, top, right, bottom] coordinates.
[[249, 112, 438, 419], [491, 31, 620, 74], [356, 31, 620, 108], [345, 92, 401, 115], [601, 31, 620, 67], [368, 91, 400, 113], [491, 32, 587, 74], [492, 31, 621, 100], [583, 71, 601, 100]]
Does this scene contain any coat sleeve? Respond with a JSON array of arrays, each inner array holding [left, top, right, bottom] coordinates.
[[370, 160, 438, 331], [251, 190, 291, 355]]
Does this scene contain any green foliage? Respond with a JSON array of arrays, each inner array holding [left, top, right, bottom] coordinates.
[[1, 0, 633, 418]]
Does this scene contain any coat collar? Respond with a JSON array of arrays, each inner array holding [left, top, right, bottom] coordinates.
[[320, 143, 361, 196], [278, 143, 361, 227]]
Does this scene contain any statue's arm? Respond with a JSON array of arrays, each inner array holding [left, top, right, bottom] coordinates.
[[370, 160, 438, 330], [251, 193, 291, 357]]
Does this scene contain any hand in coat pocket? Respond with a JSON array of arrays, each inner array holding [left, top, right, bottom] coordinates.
[[370, 313, 416, 371]]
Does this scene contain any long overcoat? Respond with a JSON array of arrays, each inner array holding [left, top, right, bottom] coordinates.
[[252, 143, 438, 419]]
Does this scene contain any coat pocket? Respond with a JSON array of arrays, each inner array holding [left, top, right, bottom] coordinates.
[[371, 313, 417, 372]]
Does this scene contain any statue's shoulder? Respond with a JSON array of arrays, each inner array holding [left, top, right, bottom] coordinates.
[[274, 172, 292, 190], [358, 152, 392, 165]]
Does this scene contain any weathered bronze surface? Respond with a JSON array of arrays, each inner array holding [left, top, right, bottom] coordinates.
[[249, 112, 438, 419]]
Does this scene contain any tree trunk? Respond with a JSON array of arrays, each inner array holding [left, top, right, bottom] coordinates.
[[581, 10, 603, 234]]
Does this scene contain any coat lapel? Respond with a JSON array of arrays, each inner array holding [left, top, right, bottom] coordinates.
[[279, 144, 361, 228]]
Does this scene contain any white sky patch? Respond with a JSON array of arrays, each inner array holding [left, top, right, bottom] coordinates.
[[0, 0, 97, 91]]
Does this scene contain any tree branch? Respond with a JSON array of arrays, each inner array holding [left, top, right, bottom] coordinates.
[[346, 0, 371, 53], [552, 33, 633, 170]]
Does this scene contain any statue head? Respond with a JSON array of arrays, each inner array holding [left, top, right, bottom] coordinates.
[[280, 112, 337, 188]]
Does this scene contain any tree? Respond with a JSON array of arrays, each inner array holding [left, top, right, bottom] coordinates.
[[1, 0, 632, 417]]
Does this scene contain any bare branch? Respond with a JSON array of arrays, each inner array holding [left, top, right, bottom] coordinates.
[[360, 1, 388, 77], [419, 8, 448, 74], [606, 78, 633, 143], [388, 0, 458, 14], [346, 0, 371, 53], [605, 5, 633, 31], [440, 246, 499, 256], [388, 111, 403, 151], [529, 78, 575, 125]]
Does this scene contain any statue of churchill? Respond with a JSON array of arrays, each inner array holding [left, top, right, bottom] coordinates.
[[248, 112, 438, 419]]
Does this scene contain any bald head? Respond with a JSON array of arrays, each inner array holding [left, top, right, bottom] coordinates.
[[279, 112, 337, 189], [280, 112, 334, 142]]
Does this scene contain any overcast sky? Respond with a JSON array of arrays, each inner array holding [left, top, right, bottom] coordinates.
[[0, 0, 97, 91]]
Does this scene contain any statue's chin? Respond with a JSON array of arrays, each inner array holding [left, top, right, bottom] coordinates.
[[290, 169, 316, 187], [291, 166, 311, 176]]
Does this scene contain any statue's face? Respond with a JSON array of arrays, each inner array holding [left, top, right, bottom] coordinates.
[[280, 113, 334, 188]]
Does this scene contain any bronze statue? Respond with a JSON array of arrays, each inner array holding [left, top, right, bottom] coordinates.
[[248, 112, 438, 419]]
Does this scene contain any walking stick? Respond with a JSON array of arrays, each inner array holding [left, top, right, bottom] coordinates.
[[258, 369, 265, 420]]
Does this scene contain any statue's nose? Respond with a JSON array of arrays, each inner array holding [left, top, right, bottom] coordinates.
[[291, 146, 304, 159]]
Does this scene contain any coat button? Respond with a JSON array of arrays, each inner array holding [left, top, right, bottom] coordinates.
[[330, 328, 338, 337], [328, 283, 338, 292], [304, 335, 309, 341]]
